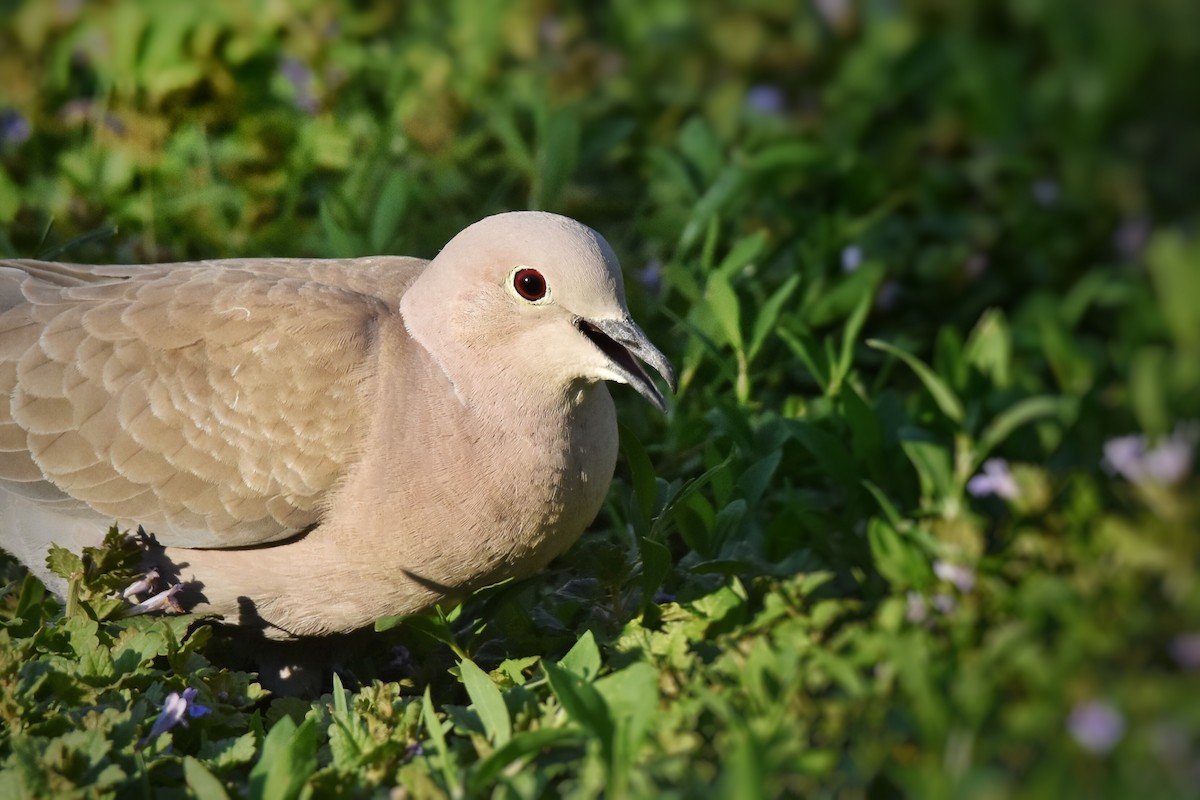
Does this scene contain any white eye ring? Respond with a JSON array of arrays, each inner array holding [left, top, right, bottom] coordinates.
[[508, 266, 553, 304]]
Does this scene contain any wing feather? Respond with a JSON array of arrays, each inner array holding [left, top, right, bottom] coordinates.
[[0, 256, 425, 548]]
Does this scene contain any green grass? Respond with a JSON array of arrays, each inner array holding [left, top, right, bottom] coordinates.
[[2, 0, 1199, 797]]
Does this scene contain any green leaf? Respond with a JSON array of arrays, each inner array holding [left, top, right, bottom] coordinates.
[[867, 517, 930, 588], [543, 662, 614, 748], [680, 165, 745, 251], [248, 715, 318, 800], [45, 545, 83, 581], [830, 287, 874, 394], [972, 395, 1075, 469], [327, 673, 375, 770], [899, 428, 956, 503], [183, 757, 231, 800], [368, 172, 409, 252], [466, 727, 578, 796], [558, 630, 601, 680], [459, 657, 511, 747], [963, 309, 1012, 388], [778, 328, 830, 393], [533, 105, 581, 209], [704, 272, 744, 352], [716, 231, 767, 279], [737, 449, 781, 507], [619, 422, 658, 523], [789, 421, 861, 490], [748, 274, 801, 362], [1147, 232, 1200, 351], [422, 686, 460, 794], [868, 338, 965, 423]]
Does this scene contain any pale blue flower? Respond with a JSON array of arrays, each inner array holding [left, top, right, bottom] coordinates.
[[1067, 700, 1125, 754], [1104, 425, 1195, 486], [124, 582, 184, 616], [0, 110, 30, 145], [745, 85, 785, 115], [905, 591, 928, 623], [967, 458, 1020, 500], [122, 568, 160, 600], [840, 244, 863, 272], [931, 593, 956, 614], [934, 560, 976, 593], [279, 57, 318, 115], [138, 687, 211, 749], [1168, 633, 1200, 671], [1032, 179, 1059, 207]]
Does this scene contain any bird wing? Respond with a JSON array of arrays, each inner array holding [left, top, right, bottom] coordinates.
[[0, 256, 424, 548]]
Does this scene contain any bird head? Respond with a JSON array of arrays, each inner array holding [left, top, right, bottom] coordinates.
[[400, 212, 676, 412]]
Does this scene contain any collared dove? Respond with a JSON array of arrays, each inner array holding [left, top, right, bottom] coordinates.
[[0, 211, 674, 639]]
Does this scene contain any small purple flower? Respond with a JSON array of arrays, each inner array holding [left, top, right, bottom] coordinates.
[[1104, 425, 1195, 486], [1067, 700, 1125, 755], [811, 0, 854, 31], [745, 85, 785, 115], [0, 110, 31, 145], [1113, 216, 1151, 262], [638, 259, 663, 293], [930, 593, 957, 614], [1168, 634, 1200, 671], [874, 280, 901, 312], [539, 15, 565, 48], [124, 582, 184, 616], [965, 252, 988, 280], [138, 687, 211, 750], [905, 591, 928, 623], [933, 560, 976, 593], [122, 568, 160, 600], [279, 56, 318, 115], [967, 458, 1020, 501], [840, 244, 863, 273], [1032, 179, 1059, 207]]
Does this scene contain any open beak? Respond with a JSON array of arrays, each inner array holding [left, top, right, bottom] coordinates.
[[575, 316, 677, 413]]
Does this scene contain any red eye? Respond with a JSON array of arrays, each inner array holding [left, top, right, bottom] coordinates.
[[514, 268, 547, 301]]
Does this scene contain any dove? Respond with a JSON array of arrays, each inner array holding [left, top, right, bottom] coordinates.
[[0, 211, 675, 639]]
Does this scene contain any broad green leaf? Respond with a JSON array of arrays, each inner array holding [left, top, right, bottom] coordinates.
[[183, 757, 231, 800], [716, 231, 767, 279], [368, 171, 409, 252], [422, 686, 460, 794], [963, 308, 1012, 388], [533, 105, 580, 209], [543, 662, 614, 748], [867, 339, 965, 423], [619, 422, 658, 522], [559, 630, 601, 680], [867, 517, 929, 588], [830, 286, 873, 394], [466, 727, 578, 796], [704, 273, 744, 352], [1147, 232, 1200, 351], [737, 449, 782, 507], [680, 165, 745, 251], [248, 715, 318, 800], [459, 657, 511, 746], [972, 395, 1075, 469], [778, 328, 830, 392], [899, 429, 956, 503], [748, 274, 801, 362], [789, 421, 860, 490]]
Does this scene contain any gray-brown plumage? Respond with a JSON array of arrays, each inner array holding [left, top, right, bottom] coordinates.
[[0, 212, 674, 639]]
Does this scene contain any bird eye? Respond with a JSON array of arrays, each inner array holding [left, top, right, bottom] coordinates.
[[513, 268, 547, 302]]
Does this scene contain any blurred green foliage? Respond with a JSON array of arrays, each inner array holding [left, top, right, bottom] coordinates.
[[2, 0, 1199, 797]]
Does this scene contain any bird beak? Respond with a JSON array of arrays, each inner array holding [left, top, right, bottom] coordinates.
[[575, 316, 677, 413]]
